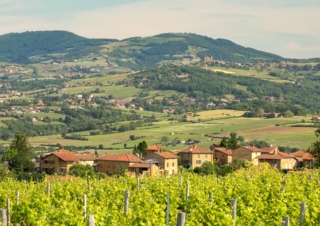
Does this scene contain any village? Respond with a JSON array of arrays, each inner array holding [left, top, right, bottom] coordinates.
[[38, 142, 315, 178]]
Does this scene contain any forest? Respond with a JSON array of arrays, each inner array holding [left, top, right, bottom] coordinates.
[[123, 64, 320, 113]]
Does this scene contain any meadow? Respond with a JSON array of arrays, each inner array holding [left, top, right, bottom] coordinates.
[[2, 112, 314, 153]]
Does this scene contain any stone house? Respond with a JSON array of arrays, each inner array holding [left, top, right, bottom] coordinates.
[[214, 147, 232, 164], [146, 144, 164, 155], [145, 152, 179, 175], [41, 147, 95, 174], [95, 154, 143, 175], [177, 145, 214, 169], [256, 151, 297, 170], [232, 146, 271, 165], [291, 150, 315, 168]]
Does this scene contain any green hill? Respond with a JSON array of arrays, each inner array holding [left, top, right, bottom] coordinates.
[[0, 31, 284, 67], [105, 33, 285, 69], [0, 30, 118, 63]]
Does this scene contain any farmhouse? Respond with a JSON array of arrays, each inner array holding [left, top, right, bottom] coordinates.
[[232, 146, 271, 165], [145, 152, 179, 175], [178, 145, 213, 169], [214, 147, 232, 164], [312, 116, 320, 122], [146, 144, 164, 155], [95, 154, 143, 175], [257, 151, 297, 170], [291, 150, 315, 168], [41, 147, 95, 174], [128, 163, 159, 176]]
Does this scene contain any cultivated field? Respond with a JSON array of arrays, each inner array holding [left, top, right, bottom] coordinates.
[[0, 113, 313, 152]]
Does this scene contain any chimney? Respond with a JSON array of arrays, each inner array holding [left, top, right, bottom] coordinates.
[[269, 144, 273, 147]]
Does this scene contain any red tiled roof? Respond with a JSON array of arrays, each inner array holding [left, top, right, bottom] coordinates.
[[214, 148, 232, 155], [243, 146, 263, 152], [179, 145, 213, 154], [96, 154, 143, 163], [129, 163, 152, 168], [154, 152, 179, 159], [260, 146, 278, 153], [146, 144, 163, 151], [171, 150, 180, 155], [52, 152, 79, 161], [75, 154, 95, 161], [292, 150, 315, 160], [257, 151, 295, 160], [291, 150, 305, 157]]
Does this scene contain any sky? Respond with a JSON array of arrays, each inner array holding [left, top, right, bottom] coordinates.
[[0, 0, 319, 58]]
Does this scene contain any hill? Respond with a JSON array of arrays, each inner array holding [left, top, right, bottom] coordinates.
[[0, 31, 284, 68], [0, 31, 118, 63], [120, 64, 320, 113], [106, 33, 285, 69]]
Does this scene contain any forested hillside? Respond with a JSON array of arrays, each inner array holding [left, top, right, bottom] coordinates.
[[0, 31, 285, 68], [0, 31, 118, 63], [121, 65, 320, 112]]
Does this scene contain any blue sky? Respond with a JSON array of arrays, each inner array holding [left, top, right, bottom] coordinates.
[[0, 0, 319, 58]]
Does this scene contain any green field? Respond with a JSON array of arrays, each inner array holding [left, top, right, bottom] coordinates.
[[5, 114, 314, 151], [208, 66, 294, 83]]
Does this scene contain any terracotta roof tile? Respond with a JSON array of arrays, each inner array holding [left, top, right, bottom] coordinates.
[[129, 163, 152, 168], [243, 146, 263, 152], [257, 151, 296, 160], [292, 150, 315, 160], [154, 152, 179, 159], [52, 152, 79, 161], [214, 148, 232, 155], [260, 146, 278, 153], [179, 145, 213, 154], [96, 154, 143, 163], [146, 144, 163, 151], [75, 154, 95, 161]]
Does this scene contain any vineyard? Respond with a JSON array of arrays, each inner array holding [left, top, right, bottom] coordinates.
[[0, 164, 320, 225]]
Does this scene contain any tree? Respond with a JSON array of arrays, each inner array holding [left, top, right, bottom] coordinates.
[[69, 164, 95, 178], [283, 110, 294, 118], [228, 132, 240, 149], [98, 144, 104, 149], [6, 133, 35, 172], [161, 136, 169, 144], [307, 126, 320, 167], [220, 137, 228, 148], [198, 161, 216, 175], [124, 143, 127, 149], [133, 145, 138, 155], [129, 135, 136, 140], [256, 107, 265, 117], [114, 165, 127, 177], [137, 141, 148, 156]]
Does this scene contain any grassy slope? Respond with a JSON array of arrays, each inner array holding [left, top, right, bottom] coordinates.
[[0, 114, 313, 151]]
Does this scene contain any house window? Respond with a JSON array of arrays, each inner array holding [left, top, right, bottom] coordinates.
[[44, 160, 48, 164], [198, 154, 200, 158], [181, 154, 183, 157], [172, 170, 174, 174], [167, 163, 169, 167], [184, 160, 189, 164], [196, 160, 202, 164], [172, 162, 174, 167], [205, 154, 208, 158]]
